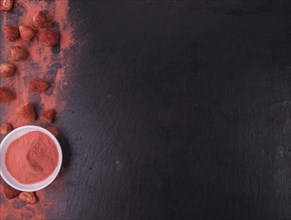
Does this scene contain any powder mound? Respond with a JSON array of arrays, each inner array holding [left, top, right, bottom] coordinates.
[[5, 131, 58, 184]]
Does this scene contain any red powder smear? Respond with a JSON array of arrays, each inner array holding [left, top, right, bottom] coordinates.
[[0, 0, 74, 219], [5, 131, 58, 184]]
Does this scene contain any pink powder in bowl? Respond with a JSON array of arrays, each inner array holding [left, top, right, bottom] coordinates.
[[5, 131, 59, 184]]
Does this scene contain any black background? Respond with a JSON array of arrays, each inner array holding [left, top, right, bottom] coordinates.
[[4, 0, 291, 219]]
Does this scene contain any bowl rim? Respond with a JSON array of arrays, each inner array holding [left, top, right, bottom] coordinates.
[[0, 125, 63, 192]]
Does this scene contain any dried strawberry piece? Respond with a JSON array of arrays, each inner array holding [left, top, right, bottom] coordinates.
[[40, 31, 59, 47], [4, 26, 19, 41], [10, 46, 29, 61], [33, 11, 51, 29], [28, 79, 49, 93], [0, 0, 13, 11], [0, 122, 13, 135], [19, 25, 36, 41], [18, 103, 36, 121], [40, 109, 54, 123], [0, 63, 15, 77], [18, 192, 37, 204], [4, 185, 20, 199], [0, 87, 15, 102]]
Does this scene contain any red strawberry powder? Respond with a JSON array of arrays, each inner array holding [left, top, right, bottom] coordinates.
[[5, 131, 58, 184]]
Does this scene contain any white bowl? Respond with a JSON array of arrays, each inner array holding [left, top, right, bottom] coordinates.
[[0, 125, 62, 192]]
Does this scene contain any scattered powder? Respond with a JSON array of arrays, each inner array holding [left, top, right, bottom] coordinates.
[[5, 131, 58, 184], [0, 0, 75, 219]]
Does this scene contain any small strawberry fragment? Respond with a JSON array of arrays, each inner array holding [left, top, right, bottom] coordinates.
[[0, 122, 13, 135], [4, 26, 19, 41], [29, 79, 49, 93], [19, 25, 36, 41], [40, 31, 59, 47], [4, 185, 20, 199], [40, 109, 54, 123], [0, 0, 13, 11], [18, 103, 36, 121], [33, 11, 51, 28], [0, 87, 15, 102], [0, 63, 15, 77], [18, 192, 37, 204], [10, 46, 29, 61]]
